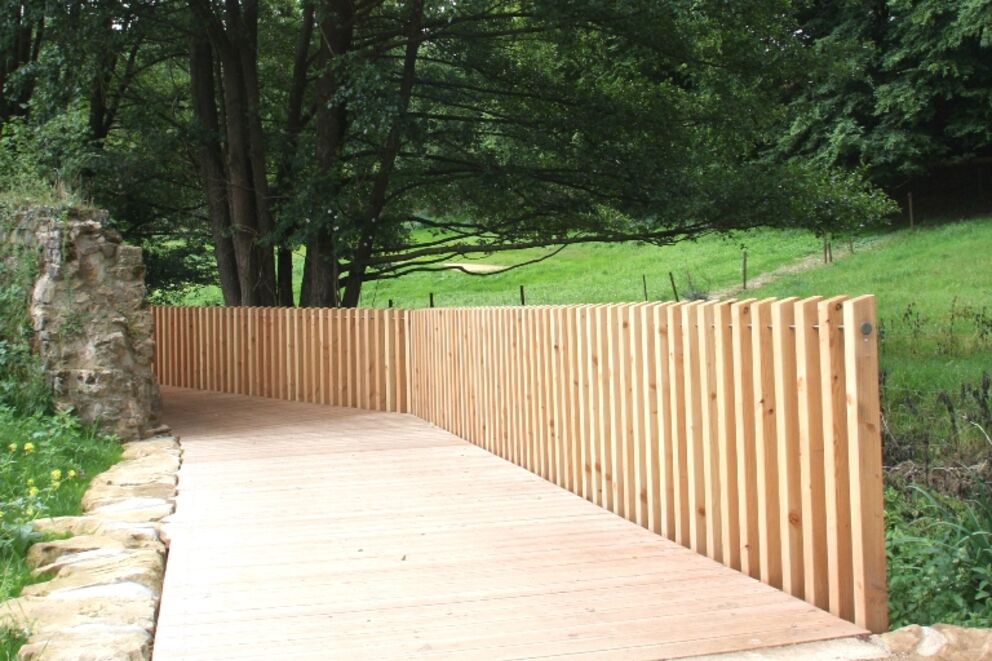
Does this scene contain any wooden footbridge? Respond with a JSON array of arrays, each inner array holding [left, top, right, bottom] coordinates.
[[151, 299, 888, 659]]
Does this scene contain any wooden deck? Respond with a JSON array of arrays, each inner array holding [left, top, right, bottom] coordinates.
[[153, 387, 867, 660]]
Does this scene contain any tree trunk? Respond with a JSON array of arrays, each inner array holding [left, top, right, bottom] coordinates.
[[277, 247, 294, 306], [273, 1, 314, 307], [188, 0, 277, 306], [301, 0, 355, 307], [216, 43, 268, 305], [233, 0, 278, 305], [341, 0, 424, 307], [0, 5, 41, 124], [189, 29, 241, 305]]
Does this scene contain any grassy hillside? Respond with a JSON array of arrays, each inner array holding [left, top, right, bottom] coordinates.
[[749, 218, 992, 393], [359, 227, 831, 307]]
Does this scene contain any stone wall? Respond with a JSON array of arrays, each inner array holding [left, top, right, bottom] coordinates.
[[2, 204, 161, 440]]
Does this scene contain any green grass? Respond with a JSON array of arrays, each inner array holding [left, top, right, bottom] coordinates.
[[0, 628, 25, 661], [180, 227, 833, 307], [886, 484, 992, 628], [360, 228, 832, 307], [748, 218, 992, 393], [0, 410, 121, 602]]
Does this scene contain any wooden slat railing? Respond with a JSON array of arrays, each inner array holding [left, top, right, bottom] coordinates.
[[151, 306, 409, 413], [151, 296, 887, 632]]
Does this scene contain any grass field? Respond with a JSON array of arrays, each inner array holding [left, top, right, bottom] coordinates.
[[181, 227, 836, 307], [358, 227, 834, 307], [749, 218, 992, 393]]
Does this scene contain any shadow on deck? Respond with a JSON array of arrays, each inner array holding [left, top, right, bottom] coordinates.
[[153, 386, 875, 660]]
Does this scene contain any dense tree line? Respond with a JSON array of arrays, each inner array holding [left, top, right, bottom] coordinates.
[[5, 1, 985, 306], [777, 0, 992, 187]]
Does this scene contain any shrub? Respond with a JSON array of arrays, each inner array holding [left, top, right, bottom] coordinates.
[[887, 484, 992, 628]]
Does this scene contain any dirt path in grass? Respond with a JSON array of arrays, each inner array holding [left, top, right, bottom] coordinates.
[[709, 236, 890, 300]]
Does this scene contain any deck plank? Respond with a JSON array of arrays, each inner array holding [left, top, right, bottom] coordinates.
[[153, 387, 865, 660]]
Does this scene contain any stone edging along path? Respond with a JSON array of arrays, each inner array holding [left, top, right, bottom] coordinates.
[[0, 433, 181, 660]]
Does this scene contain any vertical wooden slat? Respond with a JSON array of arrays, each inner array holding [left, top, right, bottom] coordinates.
[[293, 308, 302, 401], [752, 298, 782, 589], [611, 305, 627, 514], [400, 309, 410, 412], [820, 295, 854, 621], [772, 298, 803, 598], [630, 304, 648, 529], [544, 307, 557, 482], [266, 307, 276, 399], [642, 304, 662, 535], [667, 303, 689, 547], [303, 308, 313, 403], [698, 301, 722, 562], [682, 301, 707, 554], [654, 304, 675, 539], [714, 301, 740, 570], [595, 305, 612, 510], [566, 306, 582, 494], [796, 296, 828, 609], [579, 306, 594, 502], [335, 310, 345, 407], [320, 308, 330, 405], [732, 299, 759, 578], [844, 295, 888, 634]]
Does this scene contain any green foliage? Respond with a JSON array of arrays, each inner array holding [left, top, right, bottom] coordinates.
[[4, 0, 902, 301], [0, 409, 120, 573], [0, 206, 48, 415], [778, 0, 992, 186], [887, 484, 992, 627], [0, 104, 94, 197], [0, 626, 25, 660]]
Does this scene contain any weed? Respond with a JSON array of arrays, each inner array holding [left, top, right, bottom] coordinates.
[[887, 484, 992, 628], [0, 626, 26, 660]]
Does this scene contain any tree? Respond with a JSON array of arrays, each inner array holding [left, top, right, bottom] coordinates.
[[276, 0, 893, 306], [776, 0, 992, 187], [1, 0, 896, 307]]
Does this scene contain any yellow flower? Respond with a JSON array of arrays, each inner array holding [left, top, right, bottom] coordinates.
[[67, 469, 77, 479], [51, 481, 61, 491], [27, 486, 38, 498], [22, 442, 34, 454], [7, 443, 15, 452], [50, 469, 61, 482], [26, 478, 34, 487], [25, 507, 33, 517]]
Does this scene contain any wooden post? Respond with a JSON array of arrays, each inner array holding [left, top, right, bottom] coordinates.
[[820, 296, 854, 622], [843, 295, 888, 633], [741, 250, 748, 290], [642, 274, 649, 301], [908, 192, 915, 230], [388, 299, 393, 308], [429, 292, 435, 308], [519, 285, 526, 306], [669, 272, 680, 302]]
